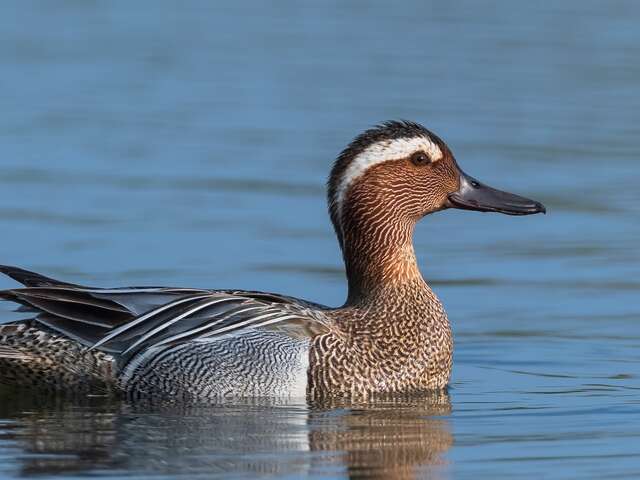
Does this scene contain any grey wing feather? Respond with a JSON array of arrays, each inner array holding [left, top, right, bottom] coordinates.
[[95, 292, 332, 363], [0, 265, 333, 361]]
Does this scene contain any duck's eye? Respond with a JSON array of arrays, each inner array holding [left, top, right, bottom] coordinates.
[[410, 152, 431, 166]]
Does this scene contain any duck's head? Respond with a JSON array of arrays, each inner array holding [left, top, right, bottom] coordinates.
[[328, 121, 545, 249]]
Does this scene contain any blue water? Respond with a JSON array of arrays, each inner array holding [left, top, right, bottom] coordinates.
[[1, 1, 639, 478]]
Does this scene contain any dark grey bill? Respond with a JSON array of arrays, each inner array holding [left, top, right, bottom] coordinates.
[[447, 171, 546, 216]]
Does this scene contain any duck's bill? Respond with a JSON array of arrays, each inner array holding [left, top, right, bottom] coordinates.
[[447, 171, 546, 216]]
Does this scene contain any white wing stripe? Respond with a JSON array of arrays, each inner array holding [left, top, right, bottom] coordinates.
[[197, 310, 287, 338], [200, 314, 303, 338], [151, 310, 286, 348], [89, 294, 214, 350], [76, 287, 207, 294], [121, 297, 246, 355]]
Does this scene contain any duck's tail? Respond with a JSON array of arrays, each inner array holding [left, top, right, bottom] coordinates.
[[0, 265, 118, 393], [0, 321, 116, 393]]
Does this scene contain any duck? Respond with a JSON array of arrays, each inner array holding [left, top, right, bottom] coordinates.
[[0, 121, 545, 399]]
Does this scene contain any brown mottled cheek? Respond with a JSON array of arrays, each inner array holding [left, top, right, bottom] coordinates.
[[420, 162, 460, 210], [348, 158, 462, 221], [356, 162, 432, 220]]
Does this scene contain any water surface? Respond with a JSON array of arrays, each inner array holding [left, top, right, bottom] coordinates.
[[1, 1, 639, 478]]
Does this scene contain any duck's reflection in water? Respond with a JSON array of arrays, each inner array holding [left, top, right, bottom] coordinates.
[[0, 389, 452, 479], [0, 392, 123, 476], [309, 391, 452, 479]]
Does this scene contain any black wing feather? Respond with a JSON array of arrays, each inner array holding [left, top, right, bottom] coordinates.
[[0, 265, 81, 287]]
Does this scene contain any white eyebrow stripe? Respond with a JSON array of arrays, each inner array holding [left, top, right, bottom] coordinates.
[[333, 136, 442, 222]]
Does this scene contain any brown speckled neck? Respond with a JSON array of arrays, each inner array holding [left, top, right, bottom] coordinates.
[[339, 180, 424, 306], [343, 221, 422, 305]]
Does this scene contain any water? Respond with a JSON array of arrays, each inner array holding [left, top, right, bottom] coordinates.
[[0, 1, 639, 478]]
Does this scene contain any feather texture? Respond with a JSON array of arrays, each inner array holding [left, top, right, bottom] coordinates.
[[0, 266, 332, 374]]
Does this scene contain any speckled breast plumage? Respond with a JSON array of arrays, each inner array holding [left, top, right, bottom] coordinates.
[[309, 283, 453, 398]]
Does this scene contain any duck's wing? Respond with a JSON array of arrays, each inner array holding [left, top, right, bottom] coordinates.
[[0, 265, 333, 362]]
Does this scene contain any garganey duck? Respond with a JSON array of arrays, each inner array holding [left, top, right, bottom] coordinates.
[[0, 121, 545, 399]]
